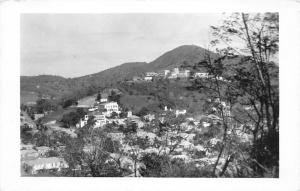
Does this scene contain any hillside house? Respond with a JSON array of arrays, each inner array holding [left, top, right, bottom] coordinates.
[[127, 115, 144, 128], [23, 157, 68, 174], [145, 72, 158, 77], [34, 113, 45, 120], [94, 112, 107, 127], [107, 118, 126, 125], [194, 72, 209, 78], [99, 102, 120, 117], [127, 111, 133, 118], [168, 72, 178, 79], [35, 146, 51, 157], [168, 68, 190, 79], [144, 76, 153, 81], [21, 149, 39, 161], [175, 109, 187, 117], [173, 67, 180, 75], [143, 114, 155, 122], [132, 76, 142, 81], [88, 107, 98, 112], [158, 70, 170, 78], [78, 115, 89, 127], [164, 106, 173, 111], [177, 70, 190, 78], [26, 101, 37, 106], [79, 112, 108, 128]]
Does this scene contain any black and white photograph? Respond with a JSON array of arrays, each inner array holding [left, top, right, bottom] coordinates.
[[1, 0, 300, 190], [19, 13, 279, 178]]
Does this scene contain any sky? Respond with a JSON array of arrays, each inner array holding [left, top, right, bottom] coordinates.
[[21, 14, 224, 78]]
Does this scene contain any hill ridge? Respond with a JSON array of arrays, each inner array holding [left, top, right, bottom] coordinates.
[[21, 44, 214, 101]]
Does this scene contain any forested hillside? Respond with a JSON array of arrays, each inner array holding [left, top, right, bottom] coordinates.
[[21, 45, 212, 103]]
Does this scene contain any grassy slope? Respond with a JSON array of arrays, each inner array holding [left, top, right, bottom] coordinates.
[[117, 80, 207, 116], [119, 94, 158, 114], [21, 91, 39, 104], [40, 107, 78, 124], [77, 95, 96, 107]]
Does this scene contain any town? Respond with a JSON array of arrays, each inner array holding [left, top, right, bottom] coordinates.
[[20, 66, 250, 177], [19, 12, 279, 178]]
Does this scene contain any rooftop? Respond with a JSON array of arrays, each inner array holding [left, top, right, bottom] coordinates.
[[23, 157, 67, 166]]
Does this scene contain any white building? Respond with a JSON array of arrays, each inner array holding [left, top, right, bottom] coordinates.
[[177, 70, 190, 78], [127, 111, 133, 118], [23, 157, 69, 174], [100, 102, 120, 117], [143, 114, 155, 122], [21, 149, 39, 160], [78, 115, 89, 127], [144, 76, 153, 81], [175, 109, 187, 117], [79, 113, 107, 128], [34, 113, 45, 120], [173, 68, 180, 75], [164, 106, 172, 111], [168, 68, 190, 79], [164, 70, 170, 76], [94, 113, 107, 127], [88, 107, 97, 112], [194, 72, 209, 78], [145, 72, 158, 77], [35, 146, 51, 157], [158, 70, 170, 78]]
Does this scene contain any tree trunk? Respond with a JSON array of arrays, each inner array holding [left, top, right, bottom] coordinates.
[[219, 154, 234, 177], [134, 160, 137, 177], [212, 142, 225, 177], [241, 13, 266, 88]]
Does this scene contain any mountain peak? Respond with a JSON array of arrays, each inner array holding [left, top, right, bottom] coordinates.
[[147, 44, 213, 71]]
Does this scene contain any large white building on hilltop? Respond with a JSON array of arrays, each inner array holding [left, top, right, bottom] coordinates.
[[99, 101, 120, 117], [158, 70, 170, 78], [168, 68, 190, 79]]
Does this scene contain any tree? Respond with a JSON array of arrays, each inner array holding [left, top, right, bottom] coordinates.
[[137, 107, 149, 117], [36, 99, 57, 113], [76, 108, 87, 118], [95, 92, 102, 102], [110, 112, 119, 119], [63, 128, 123, 177], [62, 99, 78, 108], [108, 90, 121, 103], [119, 111, 127, 118], [20, 124, 34, 144], [46, 150, 60, 157], [60, 112, 81, 128], [186, 12, 279, 177]]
